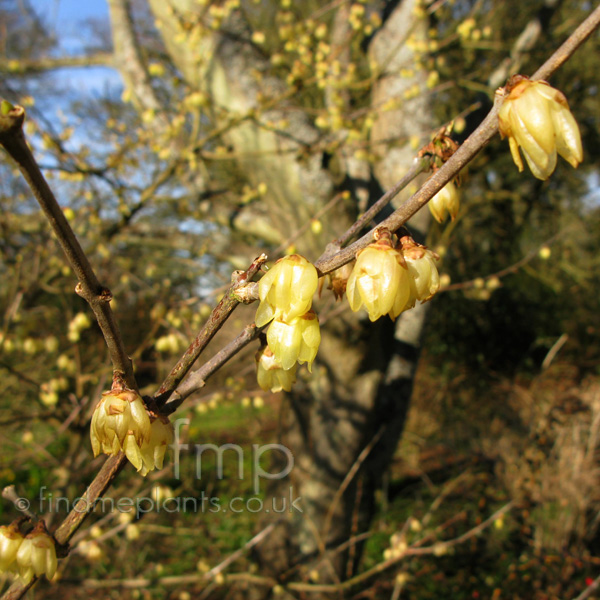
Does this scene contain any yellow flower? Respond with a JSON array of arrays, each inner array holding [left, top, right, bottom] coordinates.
[[429, 181, 459, 223], [346, 231, 410, 321], [256, 346, 297, 392], [400, 236, 441, 310], [0, 524, 23, 573], [266, 310, 321, 371], [90, 389, 151, 463], [15, 525, 57, 583], [498, 76, 583, 180], [255, 255, 318, 327], [138, 415, 174, 476]]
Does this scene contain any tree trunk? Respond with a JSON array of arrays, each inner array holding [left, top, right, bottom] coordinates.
[[138, 0, 435, 594]]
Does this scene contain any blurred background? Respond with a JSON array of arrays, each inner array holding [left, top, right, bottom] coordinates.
[[1, 0, 599, 598]]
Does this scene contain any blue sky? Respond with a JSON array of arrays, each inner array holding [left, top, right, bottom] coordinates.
[[32, 0, 110, 53], [31, 0, 118, 94]]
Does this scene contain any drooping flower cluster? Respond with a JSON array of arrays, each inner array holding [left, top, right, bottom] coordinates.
[[498, 76, 583, 180], [90, 388, 173, 476], [346, 230, 440, 321], [254, 255, 320, 392], [0, 522, 57, 583]]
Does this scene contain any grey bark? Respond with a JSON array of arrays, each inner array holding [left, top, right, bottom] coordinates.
[[138, 0, 434, 594], [108, 0, 169, 131]]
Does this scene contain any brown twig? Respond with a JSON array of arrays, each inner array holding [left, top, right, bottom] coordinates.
[[164, 324, 262, 413], [1, 486, 38, 521], [286, 502, 515, 593], [323, 426, 386, 541], [331, 156, 430, 251], [314, 3, 600, 277], [573, 573, 600, 600], [154, 254, 267, 408], [0, 105, 135, 390]]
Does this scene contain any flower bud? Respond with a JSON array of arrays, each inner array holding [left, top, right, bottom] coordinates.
[[256, 346, 297, 392], [90, 389, 152, 466], [399, 236, 440, 310], [255, 255, 318, 327], [346, 232, 410, 321], [429, 181, 459, 223], [16, 525, 57, 583], [498, 76, 583, 180], [266, 310, 321, 372], [0, 524, 24, 573]]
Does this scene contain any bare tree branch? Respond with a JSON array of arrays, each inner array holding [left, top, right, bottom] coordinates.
[[154, 254, 267, 408], [314, 2, 600, 276], [0, 105, 136, 389], [0, 53, 114, 74]]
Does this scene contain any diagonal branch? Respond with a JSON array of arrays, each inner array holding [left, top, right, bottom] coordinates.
[[0, 104, 135, 389]]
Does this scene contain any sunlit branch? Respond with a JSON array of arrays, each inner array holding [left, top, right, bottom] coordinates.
[[314, 3, 600, 277], [164, 324, 262, 414], [154, 255, 267, 409], [0, 105, 136, 390], [0, 53, 114, 74], [1, 6, 599, 600]]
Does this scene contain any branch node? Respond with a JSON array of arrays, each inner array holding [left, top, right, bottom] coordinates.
[[99, 288, 113, 303], [232, 282, 259, 304]]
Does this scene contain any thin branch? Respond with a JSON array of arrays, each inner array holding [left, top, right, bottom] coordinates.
[[323, 426, 386, 540], [573, 573, 600, 600], [0, 53, 114, 74], [154, 254, 267, 408], [314, 3, 600, 276], [332, 157, 430, 250], [287, 502, 515, 593], [0, 105, 135, 389], [1, 486, 38, 521], [164, 324, 262, 414], [1, 7, 599, 600]]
